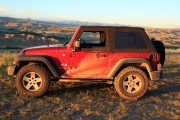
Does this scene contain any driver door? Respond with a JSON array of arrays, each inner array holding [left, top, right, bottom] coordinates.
[[69, 31, 109, 78]]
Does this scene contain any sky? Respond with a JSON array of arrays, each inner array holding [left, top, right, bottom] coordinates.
[[0, 0, 180, 28]]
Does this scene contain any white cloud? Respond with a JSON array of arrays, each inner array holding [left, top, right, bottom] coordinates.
[[0, 7, 11, 13], [0, 7, 6, 12]]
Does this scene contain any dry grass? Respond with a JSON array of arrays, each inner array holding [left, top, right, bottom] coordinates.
[[0, 51, 17, 80], [1, 52, 180, 119]]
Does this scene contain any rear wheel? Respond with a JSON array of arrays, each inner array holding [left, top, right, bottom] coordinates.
[[114, 66, 148, 100], [16, 64, 50, 97]]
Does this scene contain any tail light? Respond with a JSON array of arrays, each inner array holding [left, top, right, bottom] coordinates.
[[151, 53, 160, 62]]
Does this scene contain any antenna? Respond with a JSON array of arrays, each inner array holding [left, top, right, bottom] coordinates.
[[43, 32, 49, 47]]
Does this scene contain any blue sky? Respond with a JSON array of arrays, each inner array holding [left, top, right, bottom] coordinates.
[[0, 0, 180, 28]]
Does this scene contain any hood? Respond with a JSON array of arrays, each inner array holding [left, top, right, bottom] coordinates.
[[24, 44, 65, 51], [19, 44, 67, 55]]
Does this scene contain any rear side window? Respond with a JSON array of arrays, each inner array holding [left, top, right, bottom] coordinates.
[[114, 32, 147, 49]]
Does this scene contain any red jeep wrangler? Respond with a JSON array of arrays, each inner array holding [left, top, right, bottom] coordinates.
[[8, 26, 165, 100]]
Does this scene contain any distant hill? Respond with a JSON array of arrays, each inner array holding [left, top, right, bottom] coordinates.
[[0, 16, 78, 48], [0, 16, 180, 52], [0, 16, 109, 29]]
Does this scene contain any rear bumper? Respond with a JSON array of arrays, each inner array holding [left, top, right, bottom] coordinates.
[[7, 65, 17, 76], [150, 63, 163, 81], [151, 70, 163, 80]]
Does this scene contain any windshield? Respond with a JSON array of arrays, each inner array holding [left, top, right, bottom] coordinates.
[[42, 26, 77, 46]]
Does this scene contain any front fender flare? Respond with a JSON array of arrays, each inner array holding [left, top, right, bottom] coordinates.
[[15, 55, 61, 78]]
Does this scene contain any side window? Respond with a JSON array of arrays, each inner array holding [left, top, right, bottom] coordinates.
[[114, 32, 147, 49], [80, 31, 105, 48]]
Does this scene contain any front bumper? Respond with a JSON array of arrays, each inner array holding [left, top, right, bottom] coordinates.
[[7, 65, 17, 76]]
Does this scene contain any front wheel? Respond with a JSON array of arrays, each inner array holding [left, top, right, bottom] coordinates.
[[16, 64, 50, 97], [114, 66, 148, 101]]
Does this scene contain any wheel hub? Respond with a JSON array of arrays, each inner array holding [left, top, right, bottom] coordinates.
[[22, 72, 42, 91], [123, 74, 142, 94]]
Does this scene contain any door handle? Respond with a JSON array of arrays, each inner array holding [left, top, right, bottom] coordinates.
[[96, 54, 107, 58]]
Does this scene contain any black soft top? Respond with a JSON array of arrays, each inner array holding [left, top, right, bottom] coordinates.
[[78, 26, 155, 53], [80, 26, 145, 31]]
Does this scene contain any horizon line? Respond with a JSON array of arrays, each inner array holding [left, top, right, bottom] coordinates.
[[0, 15, 180, 29]]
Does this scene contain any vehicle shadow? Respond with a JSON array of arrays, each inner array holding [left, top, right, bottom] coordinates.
[[163, 64, 180, 69], [47, 71, 180, 99], [145, 70, 180, 98], [163, 72, 180, 79], [145, 81, 180, 98], [46, 64, 180, 99], [46, 83, 113, 96]]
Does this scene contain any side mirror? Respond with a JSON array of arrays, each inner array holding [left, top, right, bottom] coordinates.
[[74, 41, 80, 48], [72, 41, 80, 52]]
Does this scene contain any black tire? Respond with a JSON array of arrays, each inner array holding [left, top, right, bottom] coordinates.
[[114, 66, 148, 101], [152, 40, 165, 66], [16, 64, 50, 97]]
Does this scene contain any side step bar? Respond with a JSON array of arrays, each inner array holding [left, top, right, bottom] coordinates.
[[58, 79, 113, 84]]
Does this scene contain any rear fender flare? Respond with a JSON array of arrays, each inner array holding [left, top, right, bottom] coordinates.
[[108, 58, 153, 80]]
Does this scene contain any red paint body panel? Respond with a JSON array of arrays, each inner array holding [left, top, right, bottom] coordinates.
[[24, 47, 158, 79], [24, 47, 69, 73], [67, 50, 109, 78]]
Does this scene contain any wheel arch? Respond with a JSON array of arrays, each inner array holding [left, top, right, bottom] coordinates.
[[108, 58, 153, 80], [14, 55, 61, 78]]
